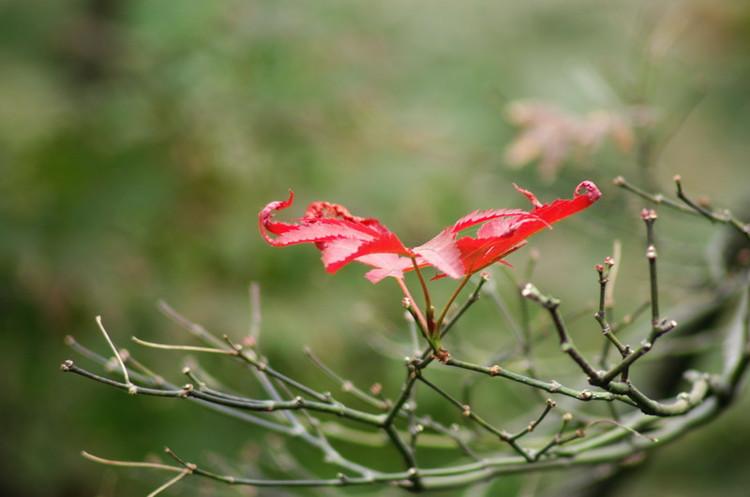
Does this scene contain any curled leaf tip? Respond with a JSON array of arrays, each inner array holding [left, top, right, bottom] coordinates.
[[575, 180, 601, 202]]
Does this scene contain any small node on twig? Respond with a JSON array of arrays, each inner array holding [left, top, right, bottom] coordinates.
[[223, 334, 243, 354], [549, 380, 562, 392], [578, 390, 593, 401], [181, 366, 191, 375], [179, 384, 194, 398], [562, 412, 573, 422], [60, 359, 74, 372], [657, 319, 678, 334], [369, 382, 382, 396], [461, 405, 471, 417], [293, 396, 304, 407], [342, 380, 353, 392], [489, 365, 502, 376], [546, 399, 557, 408], [63, 335, 75, 346], [434, 348, 451, 363], [520, 283, 536, 299], [613, 176, 626, 186]]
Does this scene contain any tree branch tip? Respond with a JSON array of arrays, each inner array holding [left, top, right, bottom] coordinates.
[[520, 283, 536, 299], [546, 399, 557, 408], [60, 359, 74, 371], [658, 319, 678, 334], [613, 176, 626, 186], [562, 412, 573, 422], [181, 366, 190, 374], [63, 335, 76, 346], [641, 208, 658, 221]]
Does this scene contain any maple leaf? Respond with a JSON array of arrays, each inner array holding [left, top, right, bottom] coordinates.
[[446, 181, 601, 275], [259, 191, 416, 282], [259, 181, 601, 283]]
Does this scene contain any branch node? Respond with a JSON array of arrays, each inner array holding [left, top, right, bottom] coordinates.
[[578, 390, 593, 401], [179, 384, 194, 398]]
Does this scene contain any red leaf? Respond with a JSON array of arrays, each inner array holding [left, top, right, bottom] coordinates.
[[258, 191, 412, 280], [259, 181, 601, 283], [357, 254, 416, 283], [413, 228, 463, 279], [453, 181, 601, 273]]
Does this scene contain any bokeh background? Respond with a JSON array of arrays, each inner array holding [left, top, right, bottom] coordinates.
[[2, 1, 750, 496]]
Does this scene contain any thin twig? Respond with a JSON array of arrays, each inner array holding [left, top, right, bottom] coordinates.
[[95, 316, 135, 394], [132, 336, 235, 355]]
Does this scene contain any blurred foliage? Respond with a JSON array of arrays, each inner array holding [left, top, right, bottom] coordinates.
[[2, 0, 750, 496]]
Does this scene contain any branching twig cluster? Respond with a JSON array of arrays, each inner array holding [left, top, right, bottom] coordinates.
[[61, 178, 750, 495]]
